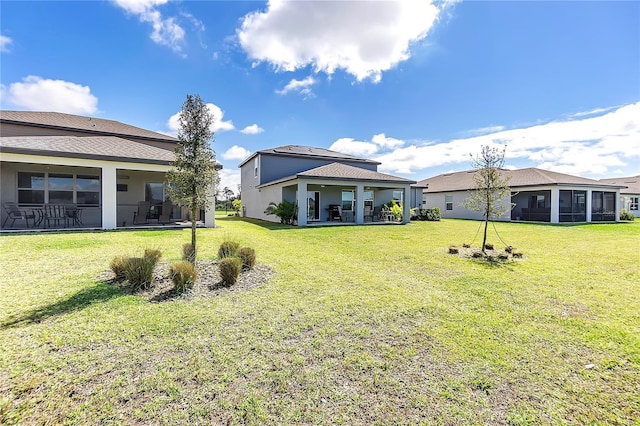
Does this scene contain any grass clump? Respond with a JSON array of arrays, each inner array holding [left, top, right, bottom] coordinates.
[[170, 261, 197, 292], [238, 247, 256, 270], [143, 248, 162, 263], [218, 240, 240, 259], [124, 257, 156, 290], [182, 243, 195, 262], [219, 257, 241, 285], [109, 255, 129, 279]]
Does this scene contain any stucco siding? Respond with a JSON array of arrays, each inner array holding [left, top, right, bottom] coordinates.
[[260, 154, 377, 184], [423, 191, 511, 221]]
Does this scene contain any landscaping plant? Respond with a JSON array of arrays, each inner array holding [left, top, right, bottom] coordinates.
[[109, 255, 129, 279], [238, 247, 256, 270], [218, 240, 240, 259], [170, 261, 197, 292], [219, 256, 241, 285], [123, 257, 156, 290]]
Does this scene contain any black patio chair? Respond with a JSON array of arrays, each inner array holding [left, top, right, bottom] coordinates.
[[2, 202, 36, 228]]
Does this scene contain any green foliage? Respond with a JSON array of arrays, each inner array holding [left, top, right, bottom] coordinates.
[[123, 257, 156, 290], [218, 240, 240, 259], [384, 200, 403, 221], [620, 209, 635, 221], [238, 247, 256, 270], [219, 257, 241, 285], [412, 207, 442, 221], [264, 200, 297, 225], [109, 255, 129, 279], [232, 199, 242, 215], [182, 243, 195, 263], [170, 261, 197, 292], [143, 248, 162, 263], [166, 94, 218, 260]]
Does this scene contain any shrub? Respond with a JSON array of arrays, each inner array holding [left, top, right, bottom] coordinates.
[[219, 257, 242, 285], [238, 247, 256, 270], [124, 257, 156, 290], [170, 261, 197, 292], [484, 243, 494, 250], [410, 208, 419, 220], [218, 240, 241, 259], [144, 248, 162, 263], [427, 207, 442, 221], [264, 200, 297, 225], [110, 255, 129, 279], [449, 246, 459, 254], [620, 209, 635, 221], [182, 243, 195, 262]]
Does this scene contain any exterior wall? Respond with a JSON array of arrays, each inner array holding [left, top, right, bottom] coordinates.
[[0, 122, 177, 151], [259, 154, 377, 184], [620, 194, 640, 217], [423, 191, 511, 221]]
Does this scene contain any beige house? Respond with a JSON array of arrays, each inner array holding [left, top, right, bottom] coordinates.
[[0, 110, 219, 230], [599, 176, 640, 218], [418, 168, 624, 223]]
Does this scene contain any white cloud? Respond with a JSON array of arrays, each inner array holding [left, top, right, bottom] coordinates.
[[276, 76, 316, 97], [217, 168, 241, 196], [222, 145, 251, 161], [3, 76, 98, 114], [167, 102, 235, 135], [1, 35, 13, 52], [114, 0, 186, 54], [240, 124, 264, 135], [238, 0, 443, 82], [371, 102, 640, 178], [371, 133, 404, 149], [329, 132, 406, 158]]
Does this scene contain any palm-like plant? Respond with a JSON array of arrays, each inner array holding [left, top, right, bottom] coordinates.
[[264, 200, 297, 225]]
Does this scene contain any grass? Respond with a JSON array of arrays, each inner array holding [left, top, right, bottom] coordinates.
[[1, 218, 638, 424]]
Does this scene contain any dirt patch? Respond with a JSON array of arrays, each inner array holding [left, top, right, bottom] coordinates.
[[450, 246, 525, 262], [98, 260, 273, 302]]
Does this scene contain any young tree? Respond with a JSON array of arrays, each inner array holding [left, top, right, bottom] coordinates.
[[166, 94, 217, 262], [463, 145, 512, 253]]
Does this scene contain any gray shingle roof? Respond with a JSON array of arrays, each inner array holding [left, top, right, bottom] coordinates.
[[0, 135, 175, 165], [0, 110, 177, 142], [258, 162, 415, 187], [239, 144, 380, 167], [418, 168, 623, 193], [599, 176, 640, 194]]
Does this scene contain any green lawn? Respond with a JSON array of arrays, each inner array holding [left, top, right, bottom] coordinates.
[[1, 219, 638, 425]]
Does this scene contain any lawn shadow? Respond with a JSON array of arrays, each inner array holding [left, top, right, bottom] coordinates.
[[1, 281, 125, 329]]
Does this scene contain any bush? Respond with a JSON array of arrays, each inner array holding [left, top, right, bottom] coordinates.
[[219, 257, 242, 285], [170, 261, 197, 292], [218, 240, 241, 259], [264, 200, 297, 225], [620, 209, 635, 221], [110, 255, 129, 279], [124, 257, 156, 290], [144, 248, 162, 263], [182, 243, 195, 262], [238, 247, 256, 270], [426, 207, 442, 221]]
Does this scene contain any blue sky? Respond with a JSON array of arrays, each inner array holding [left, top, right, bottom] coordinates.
[[1, 0, 638, 193]]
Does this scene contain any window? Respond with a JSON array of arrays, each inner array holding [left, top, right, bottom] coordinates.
[[145, 182, 165, 205], [17, 172, 99, 205], [342, 190, 354, 211], [18, 172, 45, 204], [630, 197, 639, 211], [363, 190, 374, 209], [530, 194, 546, 208], [445, 195, 453, 211], [393, 190, 403, 203], [254, 157, 259, 178], [307, 191, 320, 221]]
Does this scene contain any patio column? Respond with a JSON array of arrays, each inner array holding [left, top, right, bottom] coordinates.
[[297, 180, 307, 226], [403, 186, 411, 224], [204, 183, 216, 228], [355, 184, 364, 224], [550, 187, 560, 223], [586, 189, 592, 222], [101, 165, 117, 229]]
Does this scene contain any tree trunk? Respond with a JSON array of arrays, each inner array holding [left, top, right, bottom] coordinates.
[[482, 216, 489, 254], [191, 206, 197, 262]]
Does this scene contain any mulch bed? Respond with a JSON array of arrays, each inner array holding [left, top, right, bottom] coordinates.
[[99, 261, 274, 302]]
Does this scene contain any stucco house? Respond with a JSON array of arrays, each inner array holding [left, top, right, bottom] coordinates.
[[418, 168, 624, 223], [599, 175, 640, 218], [0, 110, 219, 230], [239, 145, 420, 225]]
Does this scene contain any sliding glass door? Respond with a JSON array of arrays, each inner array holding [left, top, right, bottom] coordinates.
[[307, 191, 320, 221]]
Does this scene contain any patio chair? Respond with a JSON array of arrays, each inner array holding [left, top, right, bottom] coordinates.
[[158, 201, 173, 224], [364, 206, 373, 222], [133, 201, 151, 225], [2, 202, 36, 228], [372, 206, 382, 222], [43, 204, 69, 228]]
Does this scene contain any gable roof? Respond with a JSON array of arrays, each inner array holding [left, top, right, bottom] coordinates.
[[0, 110, 177, 143], [258, 162, 415, 188], [0, 135, 175, 165], [599, 176, 640, 194], [418, 168, 624, 193], [239, 145, 380, 167]]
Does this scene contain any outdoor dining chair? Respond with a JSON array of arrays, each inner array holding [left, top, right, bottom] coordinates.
[[133, 201, 151, 225], [158, 201, 173, 224], [2, 202, 36, 228]]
